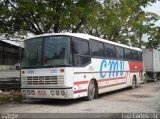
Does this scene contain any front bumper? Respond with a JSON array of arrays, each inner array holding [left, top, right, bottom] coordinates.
[[21, 88, 73, 99]]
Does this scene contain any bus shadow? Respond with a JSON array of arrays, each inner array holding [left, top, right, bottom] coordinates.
[[20, 98, 84, 106]]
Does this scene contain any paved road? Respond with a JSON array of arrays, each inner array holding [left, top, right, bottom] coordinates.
[[0, 81, 160, 118]]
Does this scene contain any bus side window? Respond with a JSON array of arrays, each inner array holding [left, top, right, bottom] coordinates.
[[131, 50, 138, 61], [72, 37, 90, 66], [138, 51, 142, 61], [124, 48, 131, 60], [115, 46, 124, 59], [91, 40, 105, 58], [105, 44, 116, 58]]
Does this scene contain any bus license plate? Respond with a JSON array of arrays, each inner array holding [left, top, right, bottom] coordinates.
[[38, 90, 46, 95]]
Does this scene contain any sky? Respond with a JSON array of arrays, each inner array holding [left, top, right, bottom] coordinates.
[[144, 1, 160, 26]]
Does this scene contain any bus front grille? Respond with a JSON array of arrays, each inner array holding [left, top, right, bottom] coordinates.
[[21, 76, 64, 85]]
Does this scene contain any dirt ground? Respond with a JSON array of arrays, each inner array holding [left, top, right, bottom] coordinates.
[[0, 81, 160, 118], [0, 90, 22, 105]]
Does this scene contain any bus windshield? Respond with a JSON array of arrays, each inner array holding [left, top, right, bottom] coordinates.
[[23, 36, 71, 68]]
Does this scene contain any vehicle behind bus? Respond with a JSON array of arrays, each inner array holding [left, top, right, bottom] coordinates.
[[142, 48, 160, 82]]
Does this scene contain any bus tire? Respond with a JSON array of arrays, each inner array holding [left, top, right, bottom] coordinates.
[[85, 80, 96, 101], [93, 79, 99, 99], [131, 76, 137, 89]]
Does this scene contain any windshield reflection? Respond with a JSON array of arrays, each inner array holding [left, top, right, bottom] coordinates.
[[23, 36, 71, 68], [44, 36, 71, 66]]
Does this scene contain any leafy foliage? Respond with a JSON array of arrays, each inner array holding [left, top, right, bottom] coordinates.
[[145, 26, 160, 48], [83, 0, 160, 48], [0, 0, 100, 34], [0, 0, 160, 48]]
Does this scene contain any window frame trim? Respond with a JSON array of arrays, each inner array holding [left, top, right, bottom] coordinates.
[[90, 39, 105, 59], [71, 36, 91, 67], [104, 43, 116, 59], [115, 46, 125, 60], [124, 48, 132, 60]]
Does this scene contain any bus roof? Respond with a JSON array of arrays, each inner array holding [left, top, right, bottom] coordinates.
[[26, 33, 141, 51]]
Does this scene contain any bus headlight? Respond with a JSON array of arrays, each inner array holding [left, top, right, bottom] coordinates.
[[61, 91, 65, 96], [56, 90, 60, 95], [50, 90, 54, 95], [31, 90, 35, 95], [27, 90, 31, 95], [22, 90, 26, 95]]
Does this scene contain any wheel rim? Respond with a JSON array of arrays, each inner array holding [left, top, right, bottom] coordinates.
[[88, 82, 95, 99]]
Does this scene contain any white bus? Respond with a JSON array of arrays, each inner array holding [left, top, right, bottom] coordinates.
[[21, 33, 144, 100]]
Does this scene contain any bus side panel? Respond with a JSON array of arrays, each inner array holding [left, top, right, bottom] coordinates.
[[72, 59, 144, 99], [97, 59, 131, 94], [64, 68, 74, 87], [73, 66, 93, 99]]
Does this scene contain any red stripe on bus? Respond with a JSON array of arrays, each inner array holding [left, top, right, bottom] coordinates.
[[74, 82, 126, 94], [99, 82, 126, 89], [97, 77, 125, 82], [74, 77, 126, 85], [128, 61, 143, 71], [74, 89, 87, 94], [74, 81, 89, 85]]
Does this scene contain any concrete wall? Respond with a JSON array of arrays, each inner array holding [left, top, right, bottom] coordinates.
[[0, 65, 15, 70]]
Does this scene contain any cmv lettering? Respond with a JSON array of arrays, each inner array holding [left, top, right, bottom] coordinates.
[[100, 59, 124, 78]]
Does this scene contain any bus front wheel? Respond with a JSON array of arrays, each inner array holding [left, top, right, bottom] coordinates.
[[85, 80, 96, 101]]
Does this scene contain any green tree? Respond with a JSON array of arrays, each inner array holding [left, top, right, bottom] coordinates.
[[145, 27, 160, 48], [0, 0, 101, 36], [83, 0, 159, 47], [0, 0, 160, 48]]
